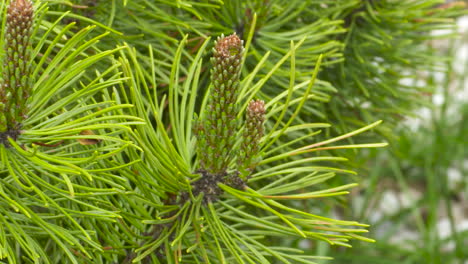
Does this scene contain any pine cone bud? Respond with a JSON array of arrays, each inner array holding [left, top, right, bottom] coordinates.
[[195, 33, 244, 174], [0, 0, 34, 132], [238, 99, 265, 176]]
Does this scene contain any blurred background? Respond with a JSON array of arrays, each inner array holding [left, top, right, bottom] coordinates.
[[328, 11, 468, 264]]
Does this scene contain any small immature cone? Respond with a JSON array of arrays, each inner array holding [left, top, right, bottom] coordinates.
[[0, 0, 34, 132], [238, 99, 265, 176], [195, 34, 244, 174]]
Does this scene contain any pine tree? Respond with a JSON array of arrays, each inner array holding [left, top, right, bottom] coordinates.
[[0, 0, 465, 263]]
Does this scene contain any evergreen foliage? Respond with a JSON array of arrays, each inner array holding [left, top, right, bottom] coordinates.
[[55, 0, 464, 139], [0, 1, 143, 262], [0, 0, 465, 263]]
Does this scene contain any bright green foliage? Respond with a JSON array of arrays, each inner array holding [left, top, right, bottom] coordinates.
[[57, 0, 464, 142], [0, 1, 142, 263], [109, 33, 387, 263], [0, 0, 34, 132], [0, 0, 463, 263]]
